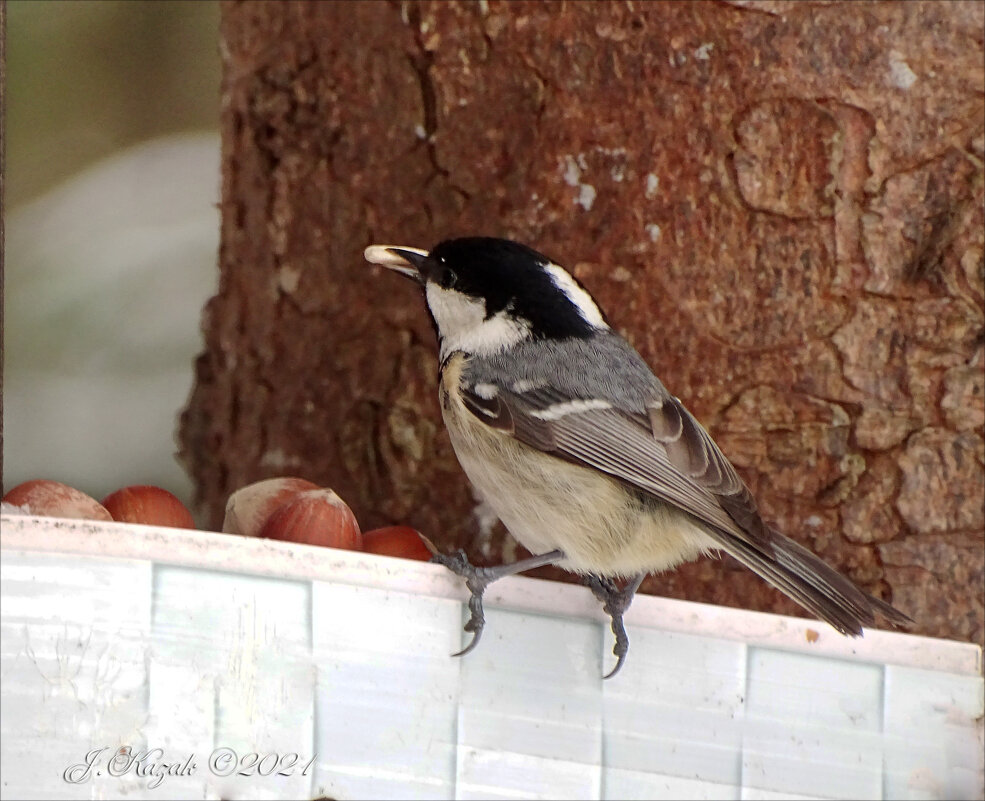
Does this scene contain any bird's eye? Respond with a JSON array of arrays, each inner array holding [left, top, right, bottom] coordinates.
[[438, 267, 458, 289]]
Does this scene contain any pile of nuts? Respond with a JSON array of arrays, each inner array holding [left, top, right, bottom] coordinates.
[[1, 477, 431, 561]]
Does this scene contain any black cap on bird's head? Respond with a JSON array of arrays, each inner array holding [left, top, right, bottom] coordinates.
[[365, 237, 609, 353]]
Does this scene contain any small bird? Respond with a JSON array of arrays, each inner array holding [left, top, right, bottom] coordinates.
[[365, 237, 911, 677]]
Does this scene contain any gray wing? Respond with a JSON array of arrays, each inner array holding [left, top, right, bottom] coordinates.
[[460, 340, 910, 634], [461, 377, 770, 550]]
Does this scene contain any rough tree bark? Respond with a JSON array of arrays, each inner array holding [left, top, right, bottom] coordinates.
[[180, 1, 985, 649]]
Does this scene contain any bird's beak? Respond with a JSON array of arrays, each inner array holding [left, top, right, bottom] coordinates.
[[364, 245, 429, 284]]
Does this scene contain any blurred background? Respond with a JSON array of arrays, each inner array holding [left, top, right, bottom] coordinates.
[[5, 1, 222, 508]]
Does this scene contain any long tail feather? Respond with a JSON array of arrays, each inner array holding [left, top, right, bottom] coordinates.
[[707, 527, 912, 635]]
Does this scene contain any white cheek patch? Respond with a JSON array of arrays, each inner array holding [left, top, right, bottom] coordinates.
[[543, 263, 609, 330], [530, 399, 612, 420], [426, 283, 485, 335], [427, 284, 532, 359]]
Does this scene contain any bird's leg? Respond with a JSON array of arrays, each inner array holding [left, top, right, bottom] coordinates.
[[418, 534, 565, 657], [585, 573, 646, 679]]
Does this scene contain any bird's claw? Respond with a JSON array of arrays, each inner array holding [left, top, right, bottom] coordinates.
[[427, 548, 492, 657], [602, 618, 630, 680], [586, 574, 644, 680], [451, 603, 485, 657], [424, 545, 566, 660], [452, 567, 493, 657]]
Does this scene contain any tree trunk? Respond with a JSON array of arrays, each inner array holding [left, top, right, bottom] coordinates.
[[180, 1, 985, 649]]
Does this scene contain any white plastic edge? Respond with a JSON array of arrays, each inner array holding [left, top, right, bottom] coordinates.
[[1, 512, 980, 677]]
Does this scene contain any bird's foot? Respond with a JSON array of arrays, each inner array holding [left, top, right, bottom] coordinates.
[[585, 574, 645, 679], [418, 534, 564, 658]]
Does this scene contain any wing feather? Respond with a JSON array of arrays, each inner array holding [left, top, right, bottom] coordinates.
[[648, 397, 770, 545], [457, 374, 910, 633], [461, 382, 759, 547]]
